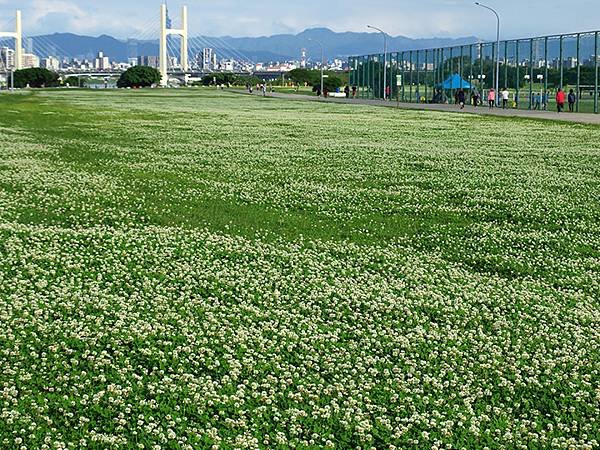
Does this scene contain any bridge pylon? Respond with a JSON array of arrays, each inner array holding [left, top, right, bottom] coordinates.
[[0, 10, 22, 70], [160, 4, 188, 86]]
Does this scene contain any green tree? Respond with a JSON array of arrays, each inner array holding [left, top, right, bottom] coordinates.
[[63, 76, 81, 87], [117, 66, 161, 88], [288, 69, 320, 86], [323, 75, 343, 92], [289, 69, 348, 89], [13, 68, 59, 88]]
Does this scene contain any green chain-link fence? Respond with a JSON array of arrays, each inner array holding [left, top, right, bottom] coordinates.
[[349, 31, 600, 113]]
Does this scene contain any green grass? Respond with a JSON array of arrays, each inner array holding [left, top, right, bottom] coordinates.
[[0, 89, 598, 449]]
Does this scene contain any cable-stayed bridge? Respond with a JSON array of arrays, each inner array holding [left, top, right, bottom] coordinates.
[[0, 5, 257, 85]]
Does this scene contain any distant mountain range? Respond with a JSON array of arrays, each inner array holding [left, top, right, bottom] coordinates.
[[26, 28, 480, 63]]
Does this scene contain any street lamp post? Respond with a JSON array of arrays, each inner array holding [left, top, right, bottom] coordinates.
[[475, 2, 500, 106], [524, 74, 531, 109], [308, 38, 324, 96], [477, 73, 486, 92], [367, 25, 388, 100], [537, 74, 544, 110]]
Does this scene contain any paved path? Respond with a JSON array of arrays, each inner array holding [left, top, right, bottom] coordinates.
[[240, 90, 600, 125]]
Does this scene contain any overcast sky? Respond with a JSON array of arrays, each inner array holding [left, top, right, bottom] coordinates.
[[1, 0, 599, 40]]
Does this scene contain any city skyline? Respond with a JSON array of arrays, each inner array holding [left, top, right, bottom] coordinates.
[[1, 0, 599, 42]]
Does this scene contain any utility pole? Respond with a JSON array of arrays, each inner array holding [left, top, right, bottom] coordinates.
[[475, 2, 500, 106], [368, 25, 388, 100]]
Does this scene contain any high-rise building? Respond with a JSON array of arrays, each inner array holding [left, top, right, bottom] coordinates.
[[1, 47, 14, 69], [221, 59, 234, 71], [564, 57, 578, 69], [202, 48, 216, 70], [42, 56, 60, 71], [94, 51, 110, 70], [138, 56, 160, 68], [22, 53, 40, 69]]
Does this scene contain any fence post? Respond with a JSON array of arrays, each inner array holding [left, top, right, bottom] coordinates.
[[529, 39, 534, 110], [544, 37, 548, 110], [438, 49, 441, 97], [458, 45, 465, 89], [595, 32, 599, 114], [380, 53, 384, 100], [401, 51, 406, 102], [425, 49, 429, 102], [408, 50, 413, 103], [559, 35, 564, 89], [361, 56, 366, 98], [469, 44, 474, 97], [516, 40, 520, 108], [449, 46, 453, 102], [367, 55, 375, 100], [492, 41, 496, 98], [576, 33, 581, 112], [504, 41, 508, 90], [390, 53, 395, 100], [416, 50, 420, 103], [372, 54, 377, 99], [479, 43, 484, 98]]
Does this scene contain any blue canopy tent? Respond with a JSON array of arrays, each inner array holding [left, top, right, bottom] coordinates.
[[438, 74, 472, 90]]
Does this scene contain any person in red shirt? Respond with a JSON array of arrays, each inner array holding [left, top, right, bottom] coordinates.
[[556, 88, 565, 113]]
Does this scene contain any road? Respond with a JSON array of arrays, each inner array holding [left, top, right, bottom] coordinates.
[[241, 90, 600, 125]]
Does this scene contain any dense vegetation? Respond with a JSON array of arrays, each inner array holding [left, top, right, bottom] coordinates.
[[0, 89, 598, 449], [13, 67, 59, 88], [116, 65, 161, 88], [288, 68, 347, 89]]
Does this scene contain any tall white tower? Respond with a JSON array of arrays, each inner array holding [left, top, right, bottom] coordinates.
[[159, 4, 188, 86], [0, 10, 22, 70]]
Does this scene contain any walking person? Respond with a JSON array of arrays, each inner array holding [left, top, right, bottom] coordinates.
[[344, 85, 350, 98], [501, 88, 510, 109], [533, 93, 541, 110], [487, 89, 496, 108], [542, 91, 548, 111], [472, 87, 480, 107], [385, 85, 391, 100], [568, 89, 576, 112], [261, 84, 266, 96], [352, 85, 357, 98], [556, 88, 565, 113], [457, 89, 466, 110]]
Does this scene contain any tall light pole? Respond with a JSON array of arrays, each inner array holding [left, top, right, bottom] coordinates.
[[475, 2, 500, 106], [367, 25, 388, 100], [308, 38, 324, 96]]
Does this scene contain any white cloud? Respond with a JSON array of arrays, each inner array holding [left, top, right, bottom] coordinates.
[[1, 0, 599, 40]]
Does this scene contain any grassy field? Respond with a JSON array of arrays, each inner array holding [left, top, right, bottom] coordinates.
[[0, 89, 599, 449]]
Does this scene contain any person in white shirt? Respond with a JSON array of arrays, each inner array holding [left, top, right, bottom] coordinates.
[[501, 88, 510, 109]]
